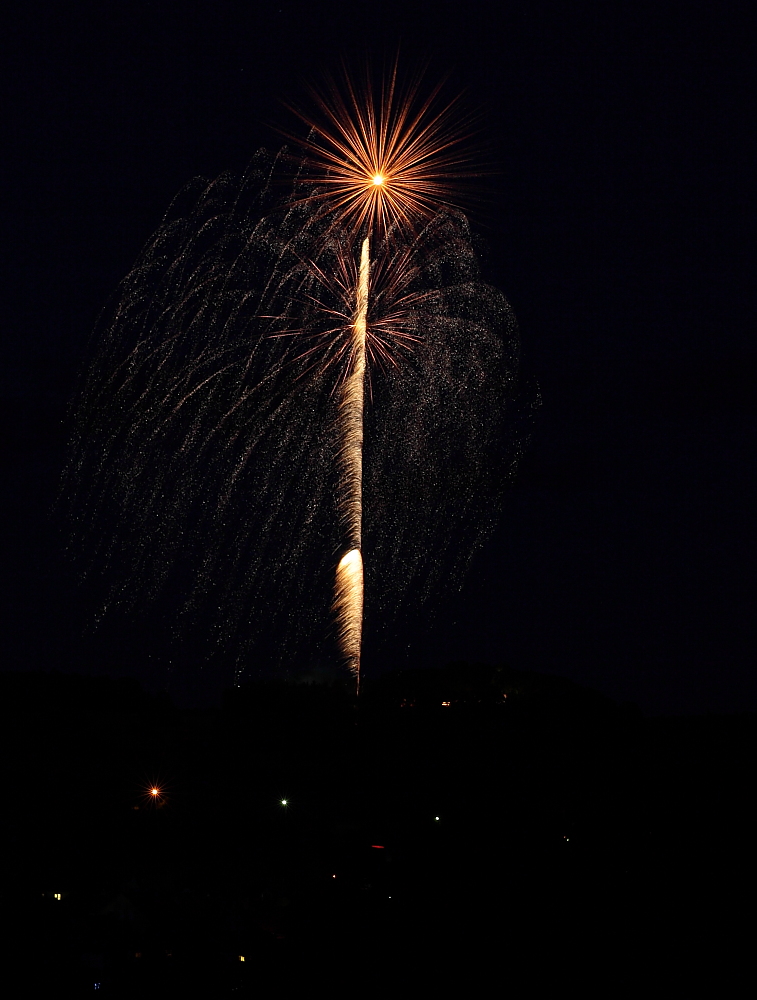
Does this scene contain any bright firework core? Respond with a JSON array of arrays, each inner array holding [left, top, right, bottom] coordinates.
[[372, 174, 385, 186]]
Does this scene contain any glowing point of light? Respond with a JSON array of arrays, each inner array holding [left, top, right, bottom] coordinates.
[[337, 549, 362, 574], [54, 893, 61, 900], [281, 799, 287, 806], [435, 816, 440, 821], [151, 788, 159, 797], [239, 956, 245, 962], [372, 173, 385, 186]]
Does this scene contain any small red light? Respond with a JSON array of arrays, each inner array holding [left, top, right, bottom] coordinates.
[[371, 845, 385, 849]]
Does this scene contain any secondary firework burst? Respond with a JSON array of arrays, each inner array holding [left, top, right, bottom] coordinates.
[[287, 63, 475, 691]]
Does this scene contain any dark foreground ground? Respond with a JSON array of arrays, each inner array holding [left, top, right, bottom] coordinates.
[[2, 665, 754, 995]]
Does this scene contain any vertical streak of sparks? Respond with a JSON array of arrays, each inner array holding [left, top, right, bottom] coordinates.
[[335, 236, 369, 691]]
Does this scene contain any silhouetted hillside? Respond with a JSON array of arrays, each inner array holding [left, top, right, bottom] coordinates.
[[1, 667, 753, 991]]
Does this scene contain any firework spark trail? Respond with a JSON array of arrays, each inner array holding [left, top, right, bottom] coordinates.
[[334, 236, 369, 685], [334, 548, 363, 689], [340, 237, 369, 551]]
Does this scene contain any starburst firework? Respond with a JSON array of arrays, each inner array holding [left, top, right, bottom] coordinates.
[[286, 60, 475, 236]]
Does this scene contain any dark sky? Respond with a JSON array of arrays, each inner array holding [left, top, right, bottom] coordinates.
[[3, 1, 755, 714]]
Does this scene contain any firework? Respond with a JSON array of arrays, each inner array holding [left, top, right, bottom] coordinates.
[[285, 59, 476, 236], [64, 140, 532, 690]]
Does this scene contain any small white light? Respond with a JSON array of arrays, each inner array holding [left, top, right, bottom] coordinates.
[[435, 816, 440, 821], [281, 799, 287, 806]]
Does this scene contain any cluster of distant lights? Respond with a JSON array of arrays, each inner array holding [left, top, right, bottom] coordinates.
[[88, 797, 571, 987], [86, 795, 566, 985], [148, 793, 438, 820], [96, 769, 563, 985]]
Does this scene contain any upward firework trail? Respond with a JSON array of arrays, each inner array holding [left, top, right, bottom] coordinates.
[[334, 237, 369, 687], [291, 63, 475, 690]]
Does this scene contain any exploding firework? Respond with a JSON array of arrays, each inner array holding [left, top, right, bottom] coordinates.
[[284, 59, 477, 236], [63, 92, 535, 690]]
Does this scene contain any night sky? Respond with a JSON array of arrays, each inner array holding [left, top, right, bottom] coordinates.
[[4, 1, 755, 714]]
